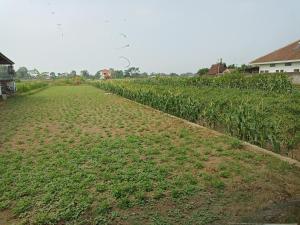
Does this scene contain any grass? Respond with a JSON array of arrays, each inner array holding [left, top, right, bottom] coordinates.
[[0, 85, 299, 224]]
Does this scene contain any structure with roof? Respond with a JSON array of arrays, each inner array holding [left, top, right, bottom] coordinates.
[[208, 60, 227, 75], [101, 69, 112, 79], [250, 40, 300, 73], [0, 52, 16, 98]]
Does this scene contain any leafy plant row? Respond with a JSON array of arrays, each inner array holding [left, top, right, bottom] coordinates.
[[16, 81, 49, 93], [93, 81, 299, 154], [133, 73, 293, 93]]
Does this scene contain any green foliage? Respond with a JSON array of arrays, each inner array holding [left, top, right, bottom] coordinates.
[[229, 138, 243, 149], [197, 68, 209, 76], [16, 81, 49, 93], [96, 200, 112, 215], [16, 67, 30, 79], [13, 197, 32, 215], [80, 70, 90, 78], [52, 76, 86, 85], [92, 75, 299, 154], [124, 67, 141, 77], [132, 73, 294, 93]]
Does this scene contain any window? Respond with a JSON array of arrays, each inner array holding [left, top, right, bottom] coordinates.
[[270, 64, 275, 67], [276, 70, 279, 73], [265, 70, 269, 73], [294, 69, 300, 73], [285, 62, 292, 66], [260, 70, 264, 73], [280, 70, 284, 72]]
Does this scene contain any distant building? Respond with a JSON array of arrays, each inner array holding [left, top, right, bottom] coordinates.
[[251, 39, 300, 73], [101, 69, 112, 79], [208, 62, 227, 75], [0, 52, 16, 97]]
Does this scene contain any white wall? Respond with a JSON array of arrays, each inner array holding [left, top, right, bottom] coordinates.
[[258, 61, 300, 73]]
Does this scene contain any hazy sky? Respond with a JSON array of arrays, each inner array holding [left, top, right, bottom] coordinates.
[[1, 0, 300, 74]]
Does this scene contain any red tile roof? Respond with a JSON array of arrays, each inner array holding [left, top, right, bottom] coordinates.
[[208, 63, 227, 75], [251, 40, 300, 64]]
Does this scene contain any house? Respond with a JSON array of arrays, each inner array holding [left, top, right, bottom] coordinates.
[[0, 52, 16, 97], [101, 69, 112, 79], [208, 62, 227, 75], [250, 39, 300, 73]]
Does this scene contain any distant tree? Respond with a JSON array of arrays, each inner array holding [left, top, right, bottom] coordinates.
[[111, 70, 124, 79], [197, 68, 209, 76], [70, 70, 77, 77], [181, 72, 194, 77], [169, 73, 179, 77], [80, 70, 90, 78], [228, 64, 236, 69], [94, 70, 102, 79], [124, 67, 140, 77], [16, 67, 30, 79], [140, 72, 148, 77], [50, 72, 56, 79], [60, 72, 69, 77], [31, 68, 40, 77], [37, 72, 50, 80], [237, 64, 251, 73]]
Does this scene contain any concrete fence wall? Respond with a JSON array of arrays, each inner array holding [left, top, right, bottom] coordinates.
[[288, 73, 300, 84], [241, 73, 300, 85]]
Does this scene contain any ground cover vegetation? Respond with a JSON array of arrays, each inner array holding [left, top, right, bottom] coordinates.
[[0, 85, 299, 224], [92, 73, 300, 159]]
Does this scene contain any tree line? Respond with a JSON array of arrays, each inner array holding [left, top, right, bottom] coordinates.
[[14, 64, 254, 80], [15, 67, 150, 80], [14, 66, 197, 80]]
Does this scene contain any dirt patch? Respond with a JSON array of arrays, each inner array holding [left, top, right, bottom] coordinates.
[[288, 144, 300, 161], [241, 198, 300, 224], [0, 210, 18, 225]]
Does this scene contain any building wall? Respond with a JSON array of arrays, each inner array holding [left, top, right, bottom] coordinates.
[[0, 81, 16, 95], [258, 61, 300, 73]]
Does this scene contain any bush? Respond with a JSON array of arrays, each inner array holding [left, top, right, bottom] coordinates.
[[17, 81, 49, 93]]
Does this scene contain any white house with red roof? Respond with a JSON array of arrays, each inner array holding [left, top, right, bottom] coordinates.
[[250, 40, 300, 74]]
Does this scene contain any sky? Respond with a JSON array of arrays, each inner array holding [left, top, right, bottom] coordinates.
[[0, 0, 300, 74]]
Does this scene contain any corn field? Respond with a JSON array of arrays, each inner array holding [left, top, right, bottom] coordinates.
[[133, 73, 293, 93], [92, 75, 299, 156]]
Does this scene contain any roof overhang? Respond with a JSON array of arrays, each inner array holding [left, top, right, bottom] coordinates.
[[0, 52, 14, 65], [250, 59, 300, 65]]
